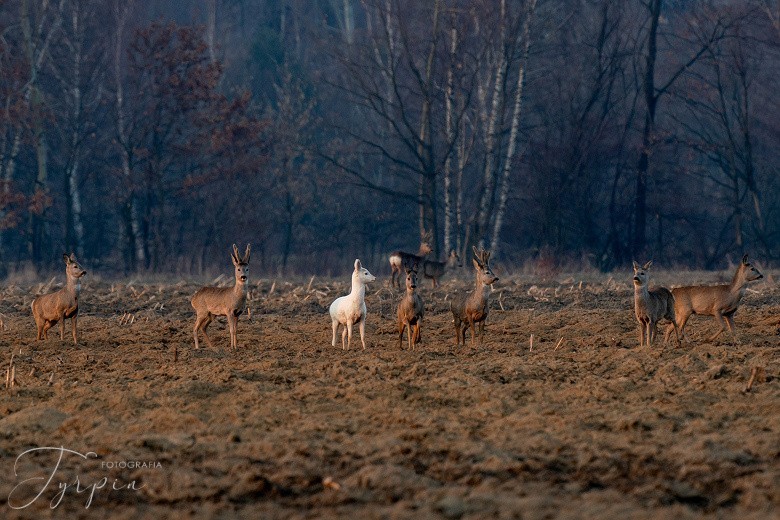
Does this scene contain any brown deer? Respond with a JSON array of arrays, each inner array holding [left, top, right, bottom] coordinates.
[[632, 261, 677, 347], [191, 244, 250, 350], [31, 253, 87, 344], [664, 254, 763, 344], [389, 231, 433, 289], [451, 247, 499, 346], [422, 249, 461, 288], [397, 268, 424, 350]]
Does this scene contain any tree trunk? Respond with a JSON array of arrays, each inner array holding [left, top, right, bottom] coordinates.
[[491, 0, 536, 254], [443, 25, 457, 256]]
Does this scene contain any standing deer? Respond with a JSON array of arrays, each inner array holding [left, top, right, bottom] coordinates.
[[664, 254, 763, 344], [31, 253, 87, 344], [422, 249, 461, 288], [191, 244, 250, 350], [632, 261, 677, 347], [451, 247, 499, 346], [389, 231, 433, 289], [397, 268, 424, 350], [330, 259, 376, 350]]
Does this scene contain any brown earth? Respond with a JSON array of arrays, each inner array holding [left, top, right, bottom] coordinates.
[[0, 269, 778, 519]]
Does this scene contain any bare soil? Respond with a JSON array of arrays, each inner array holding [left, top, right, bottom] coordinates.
[[0, 270, 778, 519]]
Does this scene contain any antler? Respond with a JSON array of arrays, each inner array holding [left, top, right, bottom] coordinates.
[[243, 244, 251, 263], [420, 229, 432, 244], [472, 246, 490, 266]]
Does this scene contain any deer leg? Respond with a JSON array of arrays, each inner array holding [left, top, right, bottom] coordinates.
[[469, 320, 476, 347], [709, 312, 727, 342], [453, 317, 461, 346], [478, 321, 485, 345], [398, 322, 405, 349], [341, 323, 348, 350], [201, 315, 215, 349], [43, 320, 54, 339], [332, 319, 339, 348], [391, 268, 398, 289], [406, 320, 413, 351], [71, 315, 78, 345], [676, 312, 692, 343], [346, 320, 354, 350], [648, 319, 657, 346], [60, 313, 66, 340], [359, 318, 367, 350], [228, 314, 237, 350], [413, 321, 421, 346]]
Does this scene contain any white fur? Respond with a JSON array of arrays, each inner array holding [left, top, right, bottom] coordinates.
[[329, 259, 376, 350]]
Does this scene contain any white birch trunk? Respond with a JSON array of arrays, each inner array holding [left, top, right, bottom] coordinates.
[[443, 25, 457, 256], [475, 0, 507, 248], [491, 0, 536, 253]]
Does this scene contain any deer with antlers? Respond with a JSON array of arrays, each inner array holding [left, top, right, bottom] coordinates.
[[389, 230, 433, 289], [31, 253, 87, 344], [191, 244, 251, 350], [451, 247, 499, 346]]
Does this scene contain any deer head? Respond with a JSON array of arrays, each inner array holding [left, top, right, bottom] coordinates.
[[472, 247, 498, 286], [63, 253, 87, 279], [231, 244, 251, 284], [632, 260, 652, 287]]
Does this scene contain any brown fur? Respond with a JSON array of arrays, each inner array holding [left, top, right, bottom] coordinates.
[[397, 269, 424, 350], [31, 253, 87, 344], [632, 261, 677, 347], [191, 244, 250, 350], [664, 254, 763, 343], [451, 247, 499, 346], [422, 250, 461, 288], [389, 231, 433, 289]]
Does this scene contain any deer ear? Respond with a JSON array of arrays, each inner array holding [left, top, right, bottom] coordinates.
[[632, 261, 640, 271], [243, 244, 251, 263], [354, 259, 361, 271], [643, 260, 652, 270], [473, 259, 481, 271], [231, 244, 240, 265], [63, 253, 71, 264], [742, 254, 749, 265]]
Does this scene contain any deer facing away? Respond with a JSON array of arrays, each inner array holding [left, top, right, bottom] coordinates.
[[451, 247, 499, 346], [422, 249, 461, 288], [664, 254, 763, 344], [330, 259, 376, 350], [389, 231, 432, 289], [397, 268, 424, 350], [632, 261, 677, 347], [191, 244, 250, 350], [31, 253, 87, 344]]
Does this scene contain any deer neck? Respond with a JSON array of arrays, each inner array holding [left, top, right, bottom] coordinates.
[[634, 283, 649, 302], [66, 274, 81, 299], [728, 266, 748, 298], [233, 279, 247, 301], [350, 276, 366, 301]]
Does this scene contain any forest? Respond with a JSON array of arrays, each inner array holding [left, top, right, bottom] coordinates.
[[0, 0, 778, 275]]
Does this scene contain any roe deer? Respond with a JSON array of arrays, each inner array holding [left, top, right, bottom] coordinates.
[[330, 259, 376, 350], [632, 261, 677, 347], [451, 247, 499, 346], [31, 253, 87, 344], [389, 230, 433, 289], [422, 249, 462, 288], [664, 254, 763, 344], [397, 268, 424, 350], [191, 244, 250, 350]]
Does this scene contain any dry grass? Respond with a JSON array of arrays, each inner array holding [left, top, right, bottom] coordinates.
[[0, 269, 778, 518]]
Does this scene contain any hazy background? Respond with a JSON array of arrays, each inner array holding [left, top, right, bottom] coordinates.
[[0, 0, 778, 276]]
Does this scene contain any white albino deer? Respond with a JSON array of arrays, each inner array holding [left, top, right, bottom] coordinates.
[[31, 253, 87, 344], [451, 247, 499, 346], [632, 261, 677, 347], [664, 254, 763, 344], [330, 259, 376, 350], [389, 231, 433, 289], [191, 244, 250, 350], [397, 268, 424, 350]]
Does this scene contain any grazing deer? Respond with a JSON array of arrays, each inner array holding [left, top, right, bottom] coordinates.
[[191, 244, 250, 350], [330, 259, 376, 350], [397, 268, 424, 350], [389, 231, 433, 289], [632, 261, 677, 347], [31, 253, 87, 344], [451, 247, 499, 346], [422, 249, 462, 288], [664, 254, 763, 344]]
